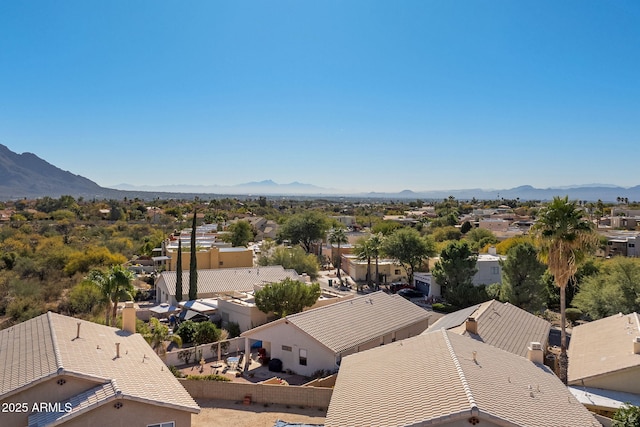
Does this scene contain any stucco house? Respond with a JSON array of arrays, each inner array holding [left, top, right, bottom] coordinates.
[[326, 329, 599, 427], [567, 312, 640, 415], [425, 300, 551, 358], [240, 291, 431, 377], [0, 308, 199, 427], [155, 265, 299, 305]]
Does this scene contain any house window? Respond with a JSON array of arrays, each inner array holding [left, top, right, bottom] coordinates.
[[491, 267, 499, 275], [394, 269, 401, 275], [219, 261, 224, 266], [629, 244, 635, 248], [282, 345, 292, 352], [148, 422, 175, 427], [299, 349, 307, 366]]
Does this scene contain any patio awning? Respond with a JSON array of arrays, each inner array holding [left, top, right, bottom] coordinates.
[[149, 303, 180, 314], [178, 299, 218, 314]]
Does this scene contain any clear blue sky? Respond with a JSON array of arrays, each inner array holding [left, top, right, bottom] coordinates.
[[1, 1, 638, 193]]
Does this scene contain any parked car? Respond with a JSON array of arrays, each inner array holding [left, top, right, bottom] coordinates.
[[397, 288, 425, 300]]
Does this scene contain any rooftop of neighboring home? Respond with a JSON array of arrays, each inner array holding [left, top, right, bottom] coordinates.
[[0, 312, 199, 423], [568, 312, 640, 384], [242, 291, 431, 354], [158, 265, 300, 296], [425, 300, 551, 358], [326, 329, 599, 427]]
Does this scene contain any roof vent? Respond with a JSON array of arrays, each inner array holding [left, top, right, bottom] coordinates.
[[527, 342, 544, 364], [634, 337, 640, 354]]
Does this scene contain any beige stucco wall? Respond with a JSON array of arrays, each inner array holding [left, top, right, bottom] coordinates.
[[180, 380, 332, 409], [60, 399, 193, 427], [573, 366, 640, 394], [218, 299, 273, 332], [167, 248, 252, 271], [244, 322, 337, 377], [344, 258, 407, 283], [1, 375, 100, 427]]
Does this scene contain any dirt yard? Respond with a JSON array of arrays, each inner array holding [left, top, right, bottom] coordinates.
[[192, 398, 326, 427]]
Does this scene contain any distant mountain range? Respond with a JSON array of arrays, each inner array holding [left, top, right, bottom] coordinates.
[[1, 143, 639, 202]]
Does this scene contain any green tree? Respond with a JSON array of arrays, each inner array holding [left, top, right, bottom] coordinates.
[[257, 245, 320, 280], [460, 221, 473, 234], [176, 240, 183, 302], [277, 211, 329, 253], [223, 220, 255, 247], [432, 226, 462, 242], [67, 281, 105, 315], [613, 403, 640, 427], [371, 220, 402, 236], [145, 317, 182, 356], [254, 278, 321, 318], [194, 321, 222, 345], [189, 210, 198, 300], [86, 265, 135, 326], [500, 242, 546, 312], [572, 257, 640, 320], [432, 241, 480, 308], [464, 228, 498, 252], [328, 227, 348, 282], [382, 228, 436, 285], [175, 320, 198, 344], [531, 196, 597, 384], [353, 236, 374, 289]]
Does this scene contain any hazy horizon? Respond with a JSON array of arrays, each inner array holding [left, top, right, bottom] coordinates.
[[1, 1, 638, 193]]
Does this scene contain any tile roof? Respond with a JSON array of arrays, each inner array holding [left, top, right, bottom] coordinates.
[[568, 312, 640, 384], [425, 300, 551, 357], [0, 312, 199, 414], [326, 330, 599, 427], [159, 266, 299, 296], [248, 291, 430, 354]]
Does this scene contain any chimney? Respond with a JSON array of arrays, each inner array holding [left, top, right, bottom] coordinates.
[[527, 342, 544, 364], [122, 301, 136, 334], [76, 322, 81, 339], [466, 317, 478, 335], [633, 337, 640, 355], [116, 342, 121, 358], [488, 246, 497, 256]]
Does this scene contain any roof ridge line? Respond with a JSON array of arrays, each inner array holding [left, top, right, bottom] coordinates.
[[47, 311, 65, 374], [634, 312, 640, 333], [441, 329, 479, 416]]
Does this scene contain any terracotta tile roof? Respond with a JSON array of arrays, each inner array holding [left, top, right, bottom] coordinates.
[[568, 312, 640, 384], [426, 300, 551, 357], [159, 266, 299, 296], [285, 292, 430, 353], [326, 330, 599, 427], [0, 312, 199, 414]]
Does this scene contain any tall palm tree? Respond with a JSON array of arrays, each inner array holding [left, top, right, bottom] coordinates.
[[354, 237, 373, 290], [531, 196, 597, 384], [328, 228, 348, 283], [87, 265, 135, 326], [368, 233, 384, 290]]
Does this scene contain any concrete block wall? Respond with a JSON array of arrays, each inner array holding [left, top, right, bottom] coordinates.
[[179, 379, 332, 409]]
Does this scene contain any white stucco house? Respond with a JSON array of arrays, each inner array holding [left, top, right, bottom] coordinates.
[[240, 291, 431, 377]]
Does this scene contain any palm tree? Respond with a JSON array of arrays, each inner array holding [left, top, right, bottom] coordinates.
[[328, 228, 348, 283], [368, 233, 384, 290], [531, 196, 597, 384], [145, 317, 182, 356], [87, 265, 135, 326], [354, 237, 373, 290]]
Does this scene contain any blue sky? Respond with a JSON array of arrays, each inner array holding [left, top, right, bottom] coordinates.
[[1, 1, 638, 193]]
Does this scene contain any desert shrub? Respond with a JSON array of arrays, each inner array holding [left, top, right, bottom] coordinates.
[[185, 374, 231, 382]]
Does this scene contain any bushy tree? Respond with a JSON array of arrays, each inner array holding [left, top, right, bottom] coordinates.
[[175, 320, 198, 344], [500, 242, 546, 312], [572, 257, 640, 320], [254, 278, 321, 318], [432, 241, 480, 308], [383, 228, 436, 285], [277, 211, 329, 253], [258, 245, 320, 280], [464, 228, 498, 252], [194, 321, 222, 345], [613, 403, 640, 427], [67, 281, 105, 315], [222, 220, 255, 247], [145, 317, 182, 356]]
